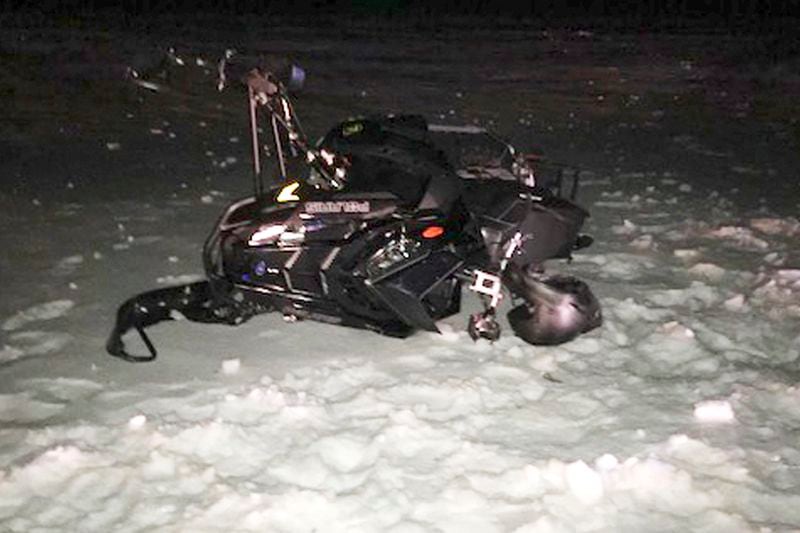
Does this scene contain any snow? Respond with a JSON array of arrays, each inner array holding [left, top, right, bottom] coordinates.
[[2, 300, 75, 332], [693, 400, 736, 423], [128, 413, 148, 429], [2, 20, 800, 533], [221, 358, 241, 375]]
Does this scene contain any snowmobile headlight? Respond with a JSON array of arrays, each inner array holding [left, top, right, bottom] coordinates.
[[248, 224, 286, 246]]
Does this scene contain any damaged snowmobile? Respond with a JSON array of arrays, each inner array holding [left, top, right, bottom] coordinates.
[[107, 54, 602, 362]]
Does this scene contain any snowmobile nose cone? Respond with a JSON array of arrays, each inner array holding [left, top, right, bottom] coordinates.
[[507, 274, 602, 346]]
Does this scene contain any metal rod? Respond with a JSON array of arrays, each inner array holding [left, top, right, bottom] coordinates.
[[247, 86, 263, 197], [264, 101, 335, 184], [271, 113, 287, 182], [254, 90, 337, 187]]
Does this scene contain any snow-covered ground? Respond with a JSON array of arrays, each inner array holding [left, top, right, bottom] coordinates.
[[1, 20, 800, 532]]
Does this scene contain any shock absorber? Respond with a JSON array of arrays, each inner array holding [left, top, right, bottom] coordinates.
[[466, 232, 525, 341]]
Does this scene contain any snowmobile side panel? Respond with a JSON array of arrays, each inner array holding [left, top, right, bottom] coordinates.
[[515, 202, 587, 265], [463, 179, 588, 266], [368, 249, 464, 331]]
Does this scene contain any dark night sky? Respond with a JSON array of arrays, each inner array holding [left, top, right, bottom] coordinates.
[[4, 0, 800, 21]]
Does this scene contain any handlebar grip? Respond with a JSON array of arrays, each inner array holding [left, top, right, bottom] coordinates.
[[218, 52, 304, 93], [245, 70, 279, 96]]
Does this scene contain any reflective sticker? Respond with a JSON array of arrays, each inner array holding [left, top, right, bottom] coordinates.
[[421, 225, 445, 239], [276, 181, 300, 202], [305, 201, 370, 214]]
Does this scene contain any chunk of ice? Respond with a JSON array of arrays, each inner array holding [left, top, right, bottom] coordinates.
[[221, 358, 241, 375], [694, 400, 736, 423], [565, 460, 604, 504], [128, 414, 147, 429]]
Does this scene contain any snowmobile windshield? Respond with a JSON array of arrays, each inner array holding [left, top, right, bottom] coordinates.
[[318, 116, 461, 211]]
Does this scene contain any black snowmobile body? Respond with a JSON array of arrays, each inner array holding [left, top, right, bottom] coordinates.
[[107, 60, 601, 362]]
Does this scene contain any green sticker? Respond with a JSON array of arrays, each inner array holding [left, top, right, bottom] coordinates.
[[342, 121, 364, 137]]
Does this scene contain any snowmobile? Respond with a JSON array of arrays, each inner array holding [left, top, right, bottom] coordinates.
[[107, 54, 602, 362]]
